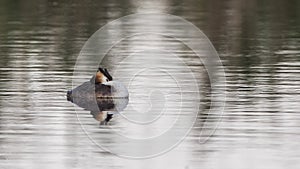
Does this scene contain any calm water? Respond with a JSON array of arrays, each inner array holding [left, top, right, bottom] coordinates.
[[0, 0, 300, 169]]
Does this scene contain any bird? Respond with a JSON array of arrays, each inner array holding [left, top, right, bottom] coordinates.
[[67, 68, 114, 101], [67, 67, 128, 124]]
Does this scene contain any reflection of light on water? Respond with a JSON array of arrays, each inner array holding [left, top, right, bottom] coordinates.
[[131, 0, 170, 13], [112, 49, 198, 139], [92, 13, 205, 160]]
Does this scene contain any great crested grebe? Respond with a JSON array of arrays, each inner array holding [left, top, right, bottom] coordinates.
[[67, 68, 111, 101], [66, 67, 129, 124]]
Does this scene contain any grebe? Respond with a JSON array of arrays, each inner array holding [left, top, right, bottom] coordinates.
[[67, 68, 129, 124], [67, 68, 118, 100]]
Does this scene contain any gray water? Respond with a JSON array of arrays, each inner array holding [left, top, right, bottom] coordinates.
[[0, 0, 300, 169]]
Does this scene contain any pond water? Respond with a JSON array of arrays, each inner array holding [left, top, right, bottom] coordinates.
[[0, 0, 300, 169]]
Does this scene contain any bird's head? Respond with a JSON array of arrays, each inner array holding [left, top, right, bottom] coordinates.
[[93, 67, 113, 84]]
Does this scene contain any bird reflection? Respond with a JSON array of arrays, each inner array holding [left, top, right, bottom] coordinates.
[[68, 91, 129, 125]]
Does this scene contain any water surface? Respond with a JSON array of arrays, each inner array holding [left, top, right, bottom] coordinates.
[[0, 0, 300, 169]]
